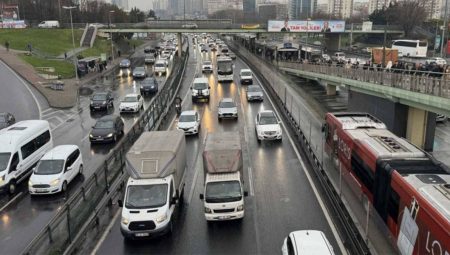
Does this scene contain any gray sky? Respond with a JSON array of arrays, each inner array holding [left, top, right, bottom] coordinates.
[[128, 0, 153, 11]]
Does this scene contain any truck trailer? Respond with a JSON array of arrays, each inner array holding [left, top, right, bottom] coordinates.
[[119, 130, 186, 239], [200, 132, 248, 221]]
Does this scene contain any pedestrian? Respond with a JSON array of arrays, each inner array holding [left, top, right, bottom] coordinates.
[[5, 41, 9, 51], [133, 44, 136, 51], [64, 52, 67, 59], [118, 50, 121, 57]]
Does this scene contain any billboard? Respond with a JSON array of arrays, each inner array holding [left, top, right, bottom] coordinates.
[[0, 20, 26, 28], [268, 20, 345, 33]]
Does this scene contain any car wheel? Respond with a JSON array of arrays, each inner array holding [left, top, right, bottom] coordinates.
[[62, 181, 68, 193], [8, 180, 16, 195], [79, 164, 83, 175]]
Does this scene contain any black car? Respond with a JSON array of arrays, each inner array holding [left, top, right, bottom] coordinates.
[[0, 112, 15, 130], [89, 115, 124, 143], [140, 77, 159, 95], [90, 91, 114, 111], [144, 46, 151, 53], [201, 46, 208, 53]]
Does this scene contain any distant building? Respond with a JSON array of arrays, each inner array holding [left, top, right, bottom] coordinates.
[[258, 3, 288, 21], [207, 0, 243, 15], [244, 0, 256, 13], [315, 3, 329, 14], [423, 0, 443, 20], [288, 0, 315, 19], [368, 0, 393, 14], [331, 0, 353, 18]]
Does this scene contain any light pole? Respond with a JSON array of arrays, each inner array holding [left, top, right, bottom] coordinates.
[[440, 0, 448, 57], [63, 6, 78, 81], [109, 10, 115, 61]]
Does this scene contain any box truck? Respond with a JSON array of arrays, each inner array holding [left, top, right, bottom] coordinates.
[[199, 132, 248, 221], [119, 130, 186, 239]]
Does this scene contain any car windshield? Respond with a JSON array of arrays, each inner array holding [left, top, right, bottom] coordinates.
[[95, 120, 114, 129], [205, 181, 242, 203], [126, 184, 168, 209], [248, 86, 261, 92], [204, 61, 211, 65], [155, 63, 165, 67], [92, 94, 107, 101], [193, 82, 208, 90], [121, 60, 129, 64], [34, 160, 65, 175], [219, 101, 235, 108], [241, 71, 252, 76], [259, 114, 278, 125], [142, 79, 156, 85], [0, 153, 11, 171], [179, 114, 196, 122], [123, 96, 138, 102]]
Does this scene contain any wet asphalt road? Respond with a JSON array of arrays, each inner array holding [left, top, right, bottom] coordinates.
[[0, 40, 173, 254], [95, 39, 344, 255]]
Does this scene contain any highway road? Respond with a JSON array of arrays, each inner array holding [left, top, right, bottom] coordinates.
[[0, 60, 46, 120], [94, 38, 345, 254], [0, 39, 175, 254]]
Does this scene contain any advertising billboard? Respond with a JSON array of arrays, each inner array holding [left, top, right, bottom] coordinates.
[[268, 20, 345, 33]]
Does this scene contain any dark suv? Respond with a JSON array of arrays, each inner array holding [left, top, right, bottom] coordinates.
[[90, 91, 114, 111], [140, 77, 159, 95]]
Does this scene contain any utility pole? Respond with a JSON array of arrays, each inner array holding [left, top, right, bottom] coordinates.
[[441, 0, 448, 57], [63, 6, 78, 81], [109, 11, 115, 61]]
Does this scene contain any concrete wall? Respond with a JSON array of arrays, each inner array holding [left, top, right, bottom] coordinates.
[[347, 90, 436, 151]]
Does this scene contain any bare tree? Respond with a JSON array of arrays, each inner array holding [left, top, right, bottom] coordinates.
[[388, 0, 427, 37]]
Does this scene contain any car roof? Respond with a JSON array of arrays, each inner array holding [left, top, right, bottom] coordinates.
[[93, 91, 109, 96], [180, 110, 197, 116], [289, 230, 334, 255], [121, 59, 130, 62], [194, 77, 208, 83], [241, 69, 251, 72], [248, 85, 261, 89], [220, 98, 234, 103], [41, 145, 78, 160], [124, 93, 139, 97], [259, 110, 275, 117]]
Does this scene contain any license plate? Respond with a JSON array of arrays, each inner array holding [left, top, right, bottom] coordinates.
[[36, 189, 48, 193], [96, 138, 103, 141], [135, 233, 149, 237], [95, 107, 100, 109], [218, 216, 230, 220]]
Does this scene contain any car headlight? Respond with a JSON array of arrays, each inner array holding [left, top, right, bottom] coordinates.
[[122, 217, 129, 225], [156, 213, 167, 223], [89, 133, 93, 138], [204, 207, 212, 213], [102, 101, 106, 105], [140, 85, 144, 89], [106, 133, 113, 138], [28, 180, 33, 187], [237, 205, 244, 211], [90, 101, 93, 105], [50, 179, 60, 186], [0, 175, 6, 184]]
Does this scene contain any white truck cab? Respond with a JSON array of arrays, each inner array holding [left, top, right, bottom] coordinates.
[[119, 131, 186, 239], [200, 132, 248, 221]]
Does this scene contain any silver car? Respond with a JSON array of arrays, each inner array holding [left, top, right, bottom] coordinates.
[[132, 66, 146, 79], [246, 85, 263, 101], [218, 98, 238, 120]]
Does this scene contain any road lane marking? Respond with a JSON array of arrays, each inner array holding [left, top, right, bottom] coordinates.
[[0, 192, 24, 213], [0, 60, 42, 119], [248, 167, 255, 196], [91, 207, 121, 255], [188, 131, 208, 204], [254, 74, 347, 254]]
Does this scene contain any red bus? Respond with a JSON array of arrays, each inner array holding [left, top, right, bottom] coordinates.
[[323, 112, 450, 255]]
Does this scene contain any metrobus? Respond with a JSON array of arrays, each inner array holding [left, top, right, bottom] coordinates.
[[217, 56, 233, 82], [323, 112, 450, 255], [391, 39, 428, 58]]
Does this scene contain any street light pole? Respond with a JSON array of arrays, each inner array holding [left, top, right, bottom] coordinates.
[[63, 6, 78, 81], [109, 11, 115, 61], [440, 0, 448, 57]]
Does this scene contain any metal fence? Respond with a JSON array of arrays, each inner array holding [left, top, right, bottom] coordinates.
[[22, 46, 190, 255], [228, 39, 398, 255], [278, 61, 450, 99]]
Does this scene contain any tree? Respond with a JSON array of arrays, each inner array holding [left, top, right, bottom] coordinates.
[[148, 10, 156, 18], [390, 0, 427, 37], [128, 7, 145, 23]]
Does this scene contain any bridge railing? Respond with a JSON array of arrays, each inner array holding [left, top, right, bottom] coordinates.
[[278, 61, 450, 99]]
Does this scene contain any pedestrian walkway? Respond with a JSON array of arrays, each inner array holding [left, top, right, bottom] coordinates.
[[56, 47, 88, 60]]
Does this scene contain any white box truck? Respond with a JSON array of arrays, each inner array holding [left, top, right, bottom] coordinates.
[[199, 132, 248, 221], [118, 130, 186, 239]]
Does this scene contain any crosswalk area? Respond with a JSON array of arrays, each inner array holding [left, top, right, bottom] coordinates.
[[40, 107, 82, 130]]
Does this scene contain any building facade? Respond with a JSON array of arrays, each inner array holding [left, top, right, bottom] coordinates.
[[288, 0, 315, 19], [207, 0, 243, 15], [258, 3, 288, 20], [331, 0, 353, 18]]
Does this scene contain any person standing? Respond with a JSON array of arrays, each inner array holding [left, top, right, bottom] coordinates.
[[5, 41, 10, 51]]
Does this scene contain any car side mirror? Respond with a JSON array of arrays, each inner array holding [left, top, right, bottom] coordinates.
[[65, 166, 72, 172], [244, 191, 249, 197], [208, 86, 211, 89], [199, 194, 204, 200], [118, 199, 123, 207]]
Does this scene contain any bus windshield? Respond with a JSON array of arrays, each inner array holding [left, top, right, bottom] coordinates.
[[218, 61, 233, 75]]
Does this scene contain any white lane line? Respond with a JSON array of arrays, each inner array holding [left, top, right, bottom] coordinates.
[[81, 133, 90, 143], [91, 207, 121, 255], [254, 75, 347, 255], [188, 131, 208, 203], [0, 60, 42, 119], [41, 108, 53, 114], [0, 192, 24, 213], [248, 167, 255, 196]]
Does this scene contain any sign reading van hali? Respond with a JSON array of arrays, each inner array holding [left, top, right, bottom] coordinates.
[[268, 20, 345, 33]]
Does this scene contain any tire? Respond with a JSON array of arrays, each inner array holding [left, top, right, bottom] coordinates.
[[62, 181, 68, 193], [79, 164, 84, 175], [8, 180, 16, 195]]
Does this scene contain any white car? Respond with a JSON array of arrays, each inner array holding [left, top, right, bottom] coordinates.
[[282, 230, 335, 255], [218, 98, 238, 120], [240, 69, 253, 84], [202, 60, 213, 73], [177, 110, 201, 135], [255, 110, 282, 142], [427, 57, 447, 65], [119, 93, 144, 113], [29, 145, 83, 195], [153, 59, 167, 75]]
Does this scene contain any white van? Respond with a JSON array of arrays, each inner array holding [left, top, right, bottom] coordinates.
[[153, 59, 167, 75], [29, 145, 83, 195], [0, 120, 53, 194], [38, 20, 60, 28]]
